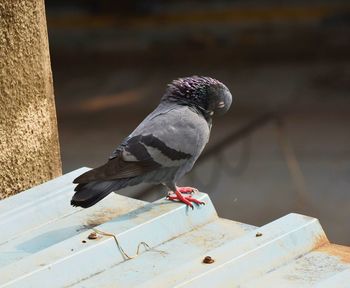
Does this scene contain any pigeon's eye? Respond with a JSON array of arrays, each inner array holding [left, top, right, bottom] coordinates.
[[217, 101, 225, 109]]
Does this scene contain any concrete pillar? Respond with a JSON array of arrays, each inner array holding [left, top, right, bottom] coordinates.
[[0, 0, 61, 199]]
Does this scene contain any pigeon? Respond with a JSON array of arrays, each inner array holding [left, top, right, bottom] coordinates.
[[71, 76, 232, 209]]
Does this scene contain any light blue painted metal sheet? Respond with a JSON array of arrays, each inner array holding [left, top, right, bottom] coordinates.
[[0, 168, 349, 288]]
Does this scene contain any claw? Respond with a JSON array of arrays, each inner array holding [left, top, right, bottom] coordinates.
[[188, 197, 205, 205], [166, 189, 204, 208]]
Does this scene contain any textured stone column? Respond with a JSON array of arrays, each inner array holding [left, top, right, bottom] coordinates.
[[0, 0, 61, 198]]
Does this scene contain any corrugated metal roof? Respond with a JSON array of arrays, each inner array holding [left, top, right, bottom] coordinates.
[[0, 168, 349, 288]]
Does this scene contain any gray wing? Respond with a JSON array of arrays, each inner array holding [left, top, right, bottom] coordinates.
[[73, 135, 161, 184], [74, 103, 210, 184]]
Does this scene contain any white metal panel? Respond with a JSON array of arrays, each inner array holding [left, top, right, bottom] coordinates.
[[0, 168, 349, 288]]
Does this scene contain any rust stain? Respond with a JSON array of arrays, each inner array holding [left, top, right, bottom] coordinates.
[[312, 234, 329, 249], [85, 206, 138, 227], [202, 256, 215, 264], [88, 232, 100, 240], [317, 244, 350, 263]]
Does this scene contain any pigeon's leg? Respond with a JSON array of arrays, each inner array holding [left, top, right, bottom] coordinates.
[[166, 185, 204, 209], [176, 186, 198, 194]]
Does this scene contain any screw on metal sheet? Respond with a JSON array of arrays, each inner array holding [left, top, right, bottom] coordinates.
[[256, 232, 263, 237], [88, 232, 99, 240], [202, 256, 215, 264]]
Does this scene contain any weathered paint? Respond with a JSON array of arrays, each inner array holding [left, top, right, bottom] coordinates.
[[0, 168, 349, 288], [317, 244, 350, 263]]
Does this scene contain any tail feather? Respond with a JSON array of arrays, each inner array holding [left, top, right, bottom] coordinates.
[[71, 179, 131, 208]]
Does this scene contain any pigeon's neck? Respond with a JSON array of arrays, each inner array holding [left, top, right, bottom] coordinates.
[[161, 99, 213, 125], [189, 104, 213, 123]]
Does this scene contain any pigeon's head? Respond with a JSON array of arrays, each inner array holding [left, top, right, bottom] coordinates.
[[162, 76, 232, 120]]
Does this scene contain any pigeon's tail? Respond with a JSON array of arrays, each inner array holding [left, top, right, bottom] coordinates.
[[71, 179, 131, 208]]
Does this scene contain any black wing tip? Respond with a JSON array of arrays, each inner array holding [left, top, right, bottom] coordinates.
[[70, 200, 79, 207], [71, 182, 114, 209], [74, 183, 87, 192], [70, 198, 92, 208], [73, 168, 97, 184], [73, 174, 85, 184]]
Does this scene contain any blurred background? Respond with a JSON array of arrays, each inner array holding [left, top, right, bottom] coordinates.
[[47, 0, 350, 244]]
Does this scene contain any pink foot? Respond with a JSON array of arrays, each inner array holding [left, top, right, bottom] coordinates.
[[167, 189, 205, 209], [177, 186, 198, 194]]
